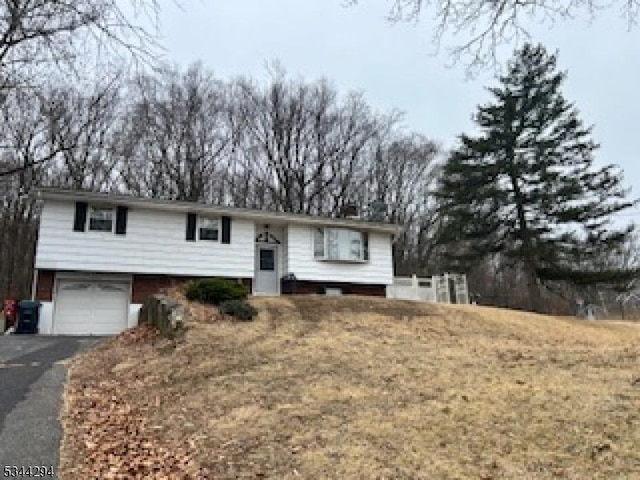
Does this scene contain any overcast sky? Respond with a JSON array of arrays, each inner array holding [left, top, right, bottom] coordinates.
[[156, 1, 639, 222]]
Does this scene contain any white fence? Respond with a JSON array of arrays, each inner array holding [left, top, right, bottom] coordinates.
[[386, 273, 469, 304]]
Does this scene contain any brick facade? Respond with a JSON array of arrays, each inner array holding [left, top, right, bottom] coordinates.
[[34, 270, 385, 304], [131, 274, 252, 303], [280, 279, 386, 297], [35, 270, 55, 301]]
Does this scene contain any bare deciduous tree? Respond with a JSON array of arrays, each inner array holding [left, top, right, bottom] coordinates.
[[0, 0, 162, 178], [44, 79, 123, 191], [121, 64, 236, 202], [233, 72, 388, 215], [0, 0, 160, 82], [346, 0, 640, 70], [0, 87, 50, 298], [359, 132, 440, 275]]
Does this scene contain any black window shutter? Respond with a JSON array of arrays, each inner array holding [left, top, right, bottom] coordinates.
[[221, 216, 231, 244], [115, 206, 128, 235], [186, 213, 197, 241], [363, 232, 369, 261], [73, 202, 87, 232]]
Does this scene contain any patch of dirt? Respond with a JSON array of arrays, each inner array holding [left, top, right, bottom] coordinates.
[[60, 295, 640, 479]]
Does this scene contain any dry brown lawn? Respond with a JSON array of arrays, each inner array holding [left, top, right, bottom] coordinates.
[[60, 296, 640, 479]]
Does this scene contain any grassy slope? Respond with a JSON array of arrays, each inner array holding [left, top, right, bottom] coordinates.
[[61, 296, 640, 479]]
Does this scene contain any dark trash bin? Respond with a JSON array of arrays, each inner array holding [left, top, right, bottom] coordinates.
[[16, 300, 41, 334]]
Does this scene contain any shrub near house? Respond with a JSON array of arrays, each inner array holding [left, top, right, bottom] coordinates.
[[218, 300, 257, 321], [185, 278, 249, 305], [185, 278, 256, 321]]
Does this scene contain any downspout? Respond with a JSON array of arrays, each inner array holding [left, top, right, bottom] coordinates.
[[29, 189, 43, 302], [31, 268, 38, 301]]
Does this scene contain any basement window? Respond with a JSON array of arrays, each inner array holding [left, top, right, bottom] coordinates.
[[314, 227, 369, 262]]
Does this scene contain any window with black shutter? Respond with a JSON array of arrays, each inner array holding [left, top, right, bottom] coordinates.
[[186, 213, 197, 241], [115, 206, 128, 235], [73, 202, 88, 232], [221, 216, 231, 244]]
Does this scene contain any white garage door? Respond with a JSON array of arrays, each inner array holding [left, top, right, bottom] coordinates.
[[54, 279, 130, 335]]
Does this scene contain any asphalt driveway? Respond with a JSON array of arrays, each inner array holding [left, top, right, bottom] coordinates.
[[0, 335, 103, 479]]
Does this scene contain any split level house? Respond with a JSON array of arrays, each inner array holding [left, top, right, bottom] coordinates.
[[32, 188, 399, 335]]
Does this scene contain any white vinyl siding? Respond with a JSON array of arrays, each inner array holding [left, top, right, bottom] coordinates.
[[286, 224, 393, 285], [35, 200, 255, 278]]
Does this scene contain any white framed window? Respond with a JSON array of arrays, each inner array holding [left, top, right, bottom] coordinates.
[[314, 227, 368, 262], [199, 217, 219, 241], [88, 206, 114, 232]]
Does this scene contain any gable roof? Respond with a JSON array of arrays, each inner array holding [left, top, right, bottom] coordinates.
[[36, 188, 401, 235]]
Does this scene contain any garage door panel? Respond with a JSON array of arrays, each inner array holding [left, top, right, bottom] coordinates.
[[61, 282, 92, 290], [90, 297, 128, 334], [54, 279, 130, 335], [54, 282, 93, 335]]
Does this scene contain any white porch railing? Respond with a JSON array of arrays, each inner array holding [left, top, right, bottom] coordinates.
[[386, 273, 469, 304]]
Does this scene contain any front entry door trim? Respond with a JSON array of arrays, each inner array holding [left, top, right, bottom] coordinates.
[[254, 244, 279, 295]]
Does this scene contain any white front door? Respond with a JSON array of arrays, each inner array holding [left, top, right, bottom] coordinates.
[[255, 245, 279, 295]]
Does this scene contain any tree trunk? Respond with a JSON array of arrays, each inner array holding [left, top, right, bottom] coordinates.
[[525, 263, 543, 313]]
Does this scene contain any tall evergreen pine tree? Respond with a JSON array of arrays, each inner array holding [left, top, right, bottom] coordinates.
[[436, 43, 636, 311]]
